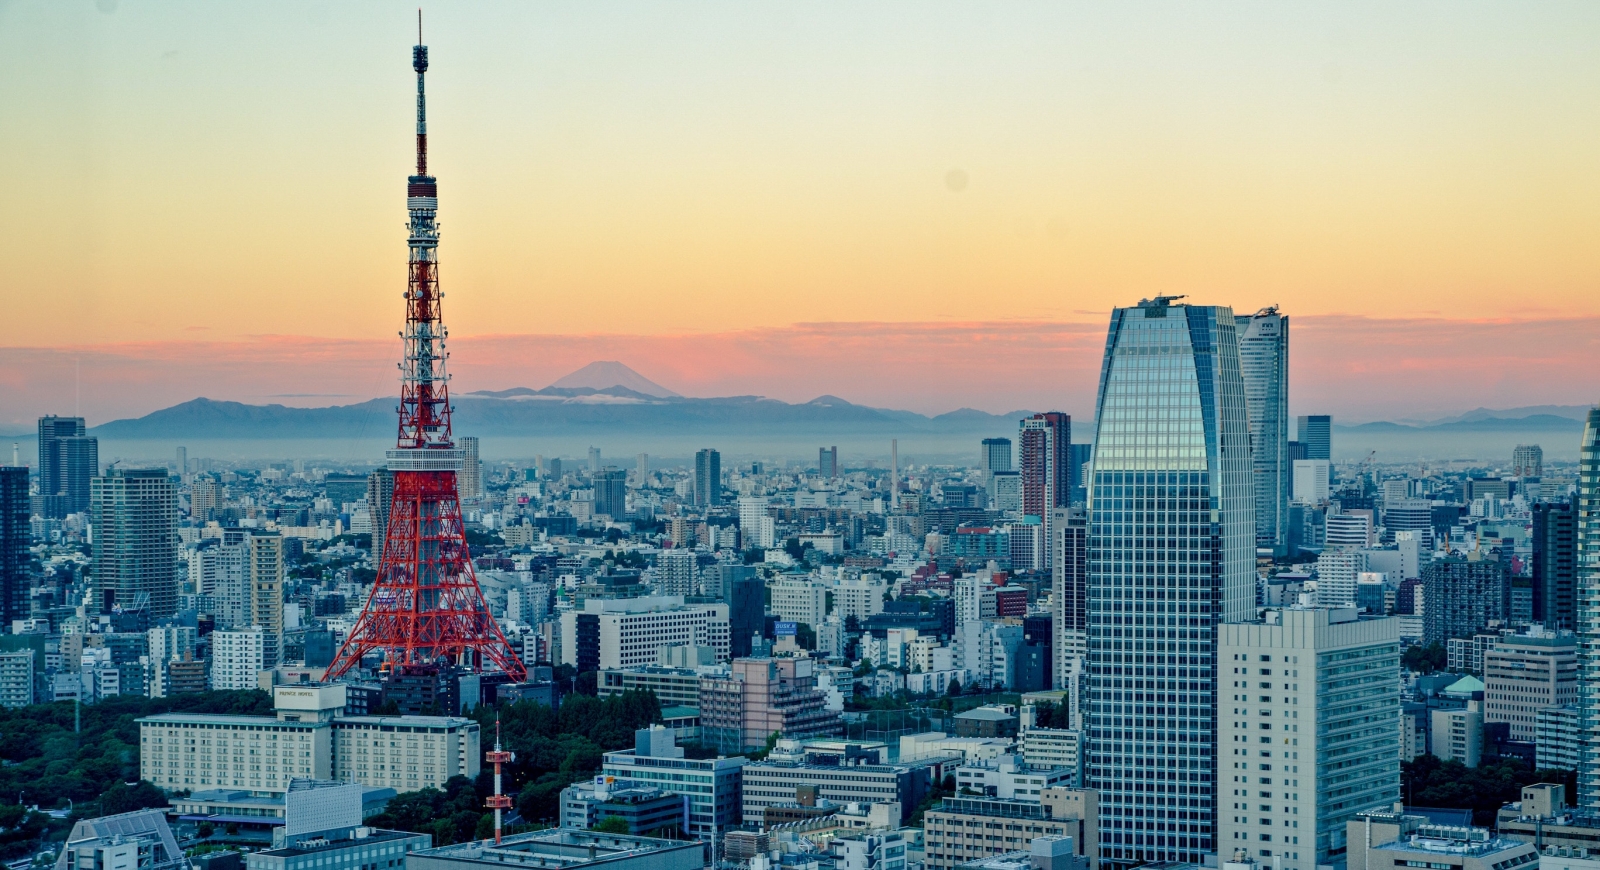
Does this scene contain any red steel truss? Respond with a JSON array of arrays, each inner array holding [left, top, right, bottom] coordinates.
[[325, 24, 524, 682]]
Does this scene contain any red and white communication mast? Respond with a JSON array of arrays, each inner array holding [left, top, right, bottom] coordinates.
[[326, 18, 525, 682]]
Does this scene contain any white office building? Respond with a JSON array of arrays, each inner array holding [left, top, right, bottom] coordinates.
[[768, 576, 828, 628], [1219, 606, 1402, 870], [1020, 728, 1083, 787], [1293, 460, 1331, 505], [560, 597, 731, 670], [835, 574, 888, 621], [739, 498, 775, 550]]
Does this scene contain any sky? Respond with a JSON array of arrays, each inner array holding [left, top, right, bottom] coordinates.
[[3, 2, 1599, 427]]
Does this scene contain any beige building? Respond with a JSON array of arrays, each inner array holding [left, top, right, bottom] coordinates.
[[1431, 700, 1484, 767], [330, 715, 481, 793], [699, 657, 841, 753], [248, 533, 286, 668], [922, 789, 1096, 870], [1483, 628, 1577, 741]]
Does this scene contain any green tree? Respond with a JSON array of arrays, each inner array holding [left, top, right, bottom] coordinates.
[[100, 780, 169, 816], [1403, 643, 1448, 674], [592, 816, 633, 834]]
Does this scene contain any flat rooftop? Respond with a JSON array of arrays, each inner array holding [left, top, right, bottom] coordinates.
[[409, 829, 698, 869]]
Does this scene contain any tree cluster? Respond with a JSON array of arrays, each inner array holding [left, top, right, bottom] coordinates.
[[0, 690, 272, 858], [1404, 754, 1576, 826]]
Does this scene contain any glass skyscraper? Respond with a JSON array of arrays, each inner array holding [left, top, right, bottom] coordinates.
[[1577, 408, 1600, 808], [1085, 297, 1256, 868], [1236, 307, 1290, 554]]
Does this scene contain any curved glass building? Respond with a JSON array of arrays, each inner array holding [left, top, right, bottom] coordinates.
[[1084, 297, 1256, 868]]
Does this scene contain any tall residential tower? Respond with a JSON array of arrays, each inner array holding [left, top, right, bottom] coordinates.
[[1084, 297, 1255, 867]]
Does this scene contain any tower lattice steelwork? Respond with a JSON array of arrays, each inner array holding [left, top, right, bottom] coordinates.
[[326, 24, 524, 682]]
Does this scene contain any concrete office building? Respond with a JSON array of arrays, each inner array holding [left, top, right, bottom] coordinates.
[[1292, 461, 1330, 506], [1020, 730, 1083, 786], [91, 468, 179, 616], [1219, 606, 1402, 870], [601, 726, 746, 842], [1084, 298, 1256, 867], [741, 757, 927, 826], [1513, 444, 1544, 479], [768, 575, 828, 627], [1345, 810, 1535, 870], [984, 439, 1013, 476], [559, 777, 686, 835], [1483, 628, 1578, 741], [922, 789, 1098, 870], [1236, 307, 1290, 553], [560, 597, 730, 671], [1052, 508, 1087, 691], [598, 665, 713, 707]]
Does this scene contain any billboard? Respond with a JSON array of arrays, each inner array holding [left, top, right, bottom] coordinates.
[[775, 621, 798, 637]]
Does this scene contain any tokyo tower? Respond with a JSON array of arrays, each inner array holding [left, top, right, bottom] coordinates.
[[325, 22, 525, 682]]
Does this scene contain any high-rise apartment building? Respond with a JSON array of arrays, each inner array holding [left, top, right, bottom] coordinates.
[[983, 438, 1013, 475], [695, 449, 722, 507], [211, 627, 266, 690], [0, 466, 28, 629], [1296, 415, 1332, 462], [635, 453, 649, 483], [1513, 444, 1544, 478], [366, 470, 394, 563], [457, 436, 482, 500], [739, 496, 773, 549], [819, 446, 839, 479], [1235, 307, 1290, 553], [37, 415, 98, 517], [1020, 412, 1070, 572], [1085, 297, 1255, 867], [249, 532, 286, 669], [90, 468, 178, 617], [595, 467, 627, 518], [1052, 507, 1087, 688], [1423, 556, 1509, 647], [698, 657, 842, 753], [190, 476, 222, 521], [588, 447, 602, 474], [1533, 503, 1577, 631], [1218, 607, 1401, 870], [1576, 407, 1600, 809], [656, 549, 698, 597]]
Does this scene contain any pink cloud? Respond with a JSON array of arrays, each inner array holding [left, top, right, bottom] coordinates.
[[0, 315, 1595, 430]]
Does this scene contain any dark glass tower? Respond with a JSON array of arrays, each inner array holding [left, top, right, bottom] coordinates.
[[36, 415, 97, 517], [0, 466, 28, 628], [1532, 502, 1577, 631], [1296, 415, 1332, 462], [1085, 297, 1255, 867], [694, 448, 722, 507]]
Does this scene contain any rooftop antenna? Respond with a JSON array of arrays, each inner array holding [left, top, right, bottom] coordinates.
[[484, 717, 513, 844]]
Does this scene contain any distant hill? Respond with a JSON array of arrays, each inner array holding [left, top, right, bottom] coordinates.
[[90, 393, 1039, 440], [1335, 413, 1583, 434]]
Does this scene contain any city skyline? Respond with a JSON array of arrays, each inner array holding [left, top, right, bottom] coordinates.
[[4, 3, 1600, 429]]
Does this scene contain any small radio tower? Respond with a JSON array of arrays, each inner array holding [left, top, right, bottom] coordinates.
[[484, 719, 514, 844], [325, 16, 525, 682]]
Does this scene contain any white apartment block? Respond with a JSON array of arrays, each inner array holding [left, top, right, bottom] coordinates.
[[768, 576, 828, 628], [1313, 550, 1368, 607], [739, 498, 775, 549], [655, 550, 699, 597], [212, 628, 266, 690], [1220, 606, 1402, 870], [835, 575, 888, 621], [0, 650, 34, 709], [138, 684, 479, 797]]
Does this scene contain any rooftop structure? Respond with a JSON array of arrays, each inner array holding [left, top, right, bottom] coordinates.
[[406, 829, 702, 870]]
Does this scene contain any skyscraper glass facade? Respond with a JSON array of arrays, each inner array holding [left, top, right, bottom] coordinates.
[[1576, 408, 1600, 808], [1235, 308, 1289, 553], [1085, 298, 1255, 868]]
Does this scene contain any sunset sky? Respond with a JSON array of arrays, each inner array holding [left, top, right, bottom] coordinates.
[[3, 2, 1599, 427]]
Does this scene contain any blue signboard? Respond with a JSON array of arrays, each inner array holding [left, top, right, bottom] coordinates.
[[775, 621, 798, 636]]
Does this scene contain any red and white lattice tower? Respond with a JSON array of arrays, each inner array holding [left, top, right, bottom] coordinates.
[[325, 21, 524, 682]]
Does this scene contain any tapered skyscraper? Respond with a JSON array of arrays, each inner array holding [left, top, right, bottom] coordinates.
[[1235, 307, 1290, 554], [1577, 408, 1600, 808], [1085, 297, 1255, 868]]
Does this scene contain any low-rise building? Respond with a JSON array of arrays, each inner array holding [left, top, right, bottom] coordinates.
[[953, 706, 1019, 739], [407, 830, 702, 870], [54, 810, 187, 870], [601, 726, 745, 842], [559, 777, 688, 836], [598, 665, 715, 707], [1018, 730, 1082, 787], [0, 649, 34, 708], [922, 790, 1097, 870], [742, 744, 931, 827], [954, 755, 1075, 800], [1346, 810, 1537, 870], [957, 836, 1086, 870]]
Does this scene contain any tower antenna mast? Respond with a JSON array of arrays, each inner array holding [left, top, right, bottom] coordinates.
[[326, 19, 524, 682]]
